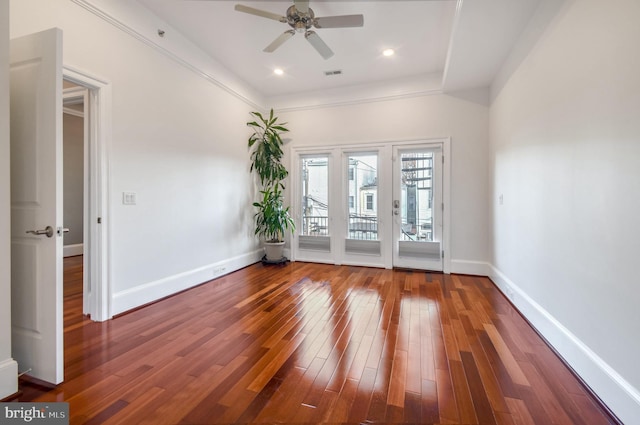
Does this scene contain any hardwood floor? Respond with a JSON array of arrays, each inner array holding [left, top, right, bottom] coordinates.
[[14, 257, 617, 424]]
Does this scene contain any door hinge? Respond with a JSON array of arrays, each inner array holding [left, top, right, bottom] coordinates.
[[97, 217, 102, 224], [441, 203, 444, 211], [442, 155, 444, 164], [442, 250, 444, 258]]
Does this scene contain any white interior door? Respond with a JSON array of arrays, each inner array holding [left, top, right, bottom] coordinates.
[[10, 28, 64, 384], [392, 146, 443, 271]]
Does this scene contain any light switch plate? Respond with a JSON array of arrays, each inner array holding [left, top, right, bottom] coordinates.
[[123, 192, 137, 205]]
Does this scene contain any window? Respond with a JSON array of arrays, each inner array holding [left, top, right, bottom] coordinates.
[[366, 194, 374, 210], [400, 151, 434, 241], [300, 157, 329, 236], [347, 154, 378, 240]]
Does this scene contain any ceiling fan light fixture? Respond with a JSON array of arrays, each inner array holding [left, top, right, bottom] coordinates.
[[235, 1, 364, 59]]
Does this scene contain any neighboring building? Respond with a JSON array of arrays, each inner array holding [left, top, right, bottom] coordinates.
[[301, 157, 329, 235], [348, 156, 378, 240]]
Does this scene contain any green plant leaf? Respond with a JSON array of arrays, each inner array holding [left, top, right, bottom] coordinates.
[[245, 108, 294, 242]]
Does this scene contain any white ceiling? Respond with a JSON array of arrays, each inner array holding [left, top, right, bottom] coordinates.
[[135, 0, 543, 99]]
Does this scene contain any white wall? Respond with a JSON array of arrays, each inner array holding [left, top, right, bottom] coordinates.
[[280, 89, 491, 272], [10, 0, 262, 316], [489, 0, 640, 422], [0, 0, 19, 399]]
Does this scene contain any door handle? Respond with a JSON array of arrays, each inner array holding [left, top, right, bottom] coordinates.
[[26, 226, 54, 238], [57, 227, 70, 236]]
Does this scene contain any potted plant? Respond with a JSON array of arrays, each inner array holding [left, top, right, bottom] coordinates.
[[246, 109, 295, 262]]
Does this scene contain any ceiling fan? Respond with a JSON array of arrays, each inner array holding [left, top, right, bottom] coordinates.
[[234, 0, 364, 60]]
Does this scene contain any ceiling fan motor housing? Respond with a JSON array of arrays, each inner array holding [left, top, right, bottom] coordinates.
[[287, 5, 315, 32]]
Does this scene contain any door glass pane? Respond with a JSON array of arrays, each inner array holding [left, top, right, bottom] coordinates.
[[400, 151, 433, 241], [347, 154, 378, 240], [301, 156, 329, 236]]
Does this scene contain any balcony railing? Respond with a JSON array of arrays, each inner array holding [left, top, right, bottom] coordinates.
[[302, 215, 433, 241], [400, 219, 433, 241], [302, 216, 329, 236], [301, 215, 380, 240], [348, 215, 377, 240]]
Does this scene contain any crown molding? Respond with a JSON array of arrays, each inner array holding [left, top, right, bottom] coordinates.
[[270, 73, 444, 112], [274, 89, 444, 113], [70, 0, 263, 110]]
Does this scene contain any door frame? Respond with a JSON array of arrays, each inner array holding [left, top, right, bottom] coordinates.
[[392, 143, 445, 272], [63, 66, 112, 321], [289, 138, 451, 273], [290, 149, 338, 265], [340, 146, 388, 269]]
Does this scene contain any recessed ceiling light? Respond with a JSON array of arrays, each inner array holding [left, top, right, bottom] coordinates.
[[274, 68, 284, 76], [383, 48, 395, 57]]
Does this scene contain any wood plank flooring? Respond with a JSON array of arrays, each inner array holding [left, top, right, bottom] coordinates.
[[13, 257, 617, 424]]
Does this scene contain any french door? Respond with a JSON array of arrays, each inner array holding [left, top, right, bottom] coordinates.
[[392, 146, 443, 271], [291, 140, 448, 272], [296, 154, 334, 264], [342, 151, 383, 266]]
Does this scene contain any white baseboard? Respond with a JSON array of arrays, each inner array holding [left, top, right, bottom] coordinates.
[[63, 243, 84, 257], [0, 358, 18, 399], [489, 265, 639, 424], [450, 259, 491, 276], [112, 249, 263, 316]]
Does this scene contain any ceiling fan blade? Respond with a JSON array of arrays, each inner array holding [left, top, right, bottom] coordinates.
[[314, 14, 364, 29], [305, 31, 334, 60], [264, 30, 295, 53], [234, 4, 286, 22], [294, 0, 309, 14]]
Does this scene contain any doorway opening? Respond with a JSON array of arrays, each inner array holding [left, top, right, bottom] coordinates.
[[62, 67, 111, 322], [62, 81, 88, 321]]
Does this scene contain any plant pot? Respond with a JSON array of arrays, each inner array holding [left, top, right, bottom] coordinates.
[[264, 241, 285, 262]]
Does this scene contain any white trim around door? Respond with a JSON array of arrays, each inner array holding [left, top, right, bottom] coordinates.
[[63, 66, 112, 321]]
